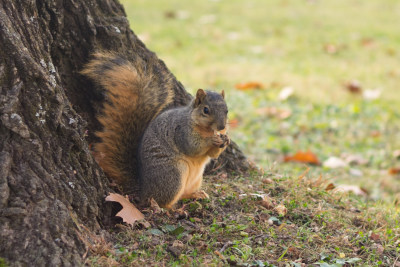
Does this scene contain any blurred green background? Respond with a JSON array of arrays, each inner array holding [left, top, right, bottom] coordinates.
[[120, 0, 400, 201]]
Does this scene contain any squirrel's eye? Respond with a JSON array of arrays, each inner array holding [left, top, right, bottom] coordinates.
[[203, 107, 209, 114]]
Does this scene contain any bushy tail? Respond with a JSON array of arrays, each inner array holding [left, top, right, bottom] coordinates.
[[82, 52, 175, 188]]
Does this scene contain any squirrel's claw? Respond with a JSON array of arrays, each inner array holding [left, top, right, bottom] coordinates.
[[212, 135, 224, 147], [213, 134, 230, 148], [190, 190, 210, 200], [212, 133, 230, 148], [220, 134, 230, 148]]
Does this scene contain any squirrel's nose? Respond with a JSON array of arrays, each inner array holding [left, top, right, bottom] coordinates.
[[217, 125, 225, 131]]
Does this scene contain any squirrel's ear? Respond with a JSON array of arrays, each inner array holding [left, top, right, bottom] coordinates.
[[221, 90, 225, 99], [195, 89, 207, 106]]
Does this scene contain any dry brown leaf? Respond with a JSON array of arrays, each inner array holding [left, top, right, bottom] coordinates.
[[360, 38, 375, 48], [324, 44, 338, 54], [260, 195, 275, 209], [235, 82, 263, 90], [274, 204, 287, 216], [370, 233, 381, 242], [325, 183, 335, 191], [164, 11, 176, 19], [370, 130, 381, 138], [228, 118, 239, 129], [256, 107, 292, 120], [284, 151, 321, 165], [214, 250, 225, 260], [345, 80, 362, 94], [105, 193, 144, 225], [389, 168, 400, 175], [262, 178, 274, 184], [150, 198, 162, 213]]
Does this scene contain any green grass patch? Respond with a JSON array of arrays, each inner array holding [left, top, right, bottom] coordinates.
[[87, 172, 400, 266]]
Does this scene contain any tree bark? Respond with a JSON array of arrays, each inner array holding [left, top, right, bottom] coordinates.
[[0, 0, 249, 265]]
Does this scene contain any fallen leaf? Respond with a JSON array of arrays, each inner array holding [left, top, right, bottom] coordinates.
[[214, 250, 225, 260], [345, 80, 362, 94], [372, 243, 384, 255], [235, 82, 263, 90], [274, 204, 287, 216], [332, 185, 368, 197], [228, 118, 239, 129], [284, 151, 320, 165], [150, 198, 162, 213], [360, 38, 375, 48], [262, 178, 274, 184], [105, 193, 144, 225], [323, 156, 348, 169], [256, 106, 292, 119], [370, 130, 381, 138], [389, 168, 400, 175], [278, 86, 294, 100], [370, 233, 381, 242], [260, 195, 275, 209], [164, 11, 176, 19], [325, 183, 335, 191], [324, 43, 338, 54]]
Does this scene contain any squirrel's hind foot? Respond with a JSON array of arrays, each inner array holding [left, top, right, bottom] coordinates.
[[188, 190, 210, 200]]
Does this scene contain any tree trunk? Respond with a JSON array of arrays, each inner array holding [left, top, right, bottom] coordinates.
[[0, 0, 249, 265]]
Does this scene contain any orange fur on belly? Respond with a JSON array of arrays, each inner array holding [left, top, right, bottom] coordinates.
[[179, 155, 211, 199]]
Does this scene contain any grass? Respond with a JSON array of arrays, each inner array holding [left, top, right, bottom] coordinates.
[[86, 0, 400, 265], [86, 171, 400, 266], [120, 0, 400, 201]]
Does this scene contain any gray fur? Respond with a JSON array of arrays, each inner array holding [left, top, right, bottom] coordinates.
[[138, 91, 228, 206]]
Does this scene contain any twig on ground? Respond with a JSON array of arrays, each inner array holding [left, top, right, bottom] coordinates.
[[219, 241, 233, 253]]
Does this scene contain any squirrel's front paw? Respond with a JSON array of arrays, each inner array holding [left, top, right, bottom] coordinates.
[[212, 135, 224, 147], [219, 134, 230, 148], [212, 133, 230, 148]]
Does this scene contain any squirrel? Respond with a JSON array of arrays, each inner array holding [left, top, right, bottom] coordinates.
[[82, 52, 230, 208]]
